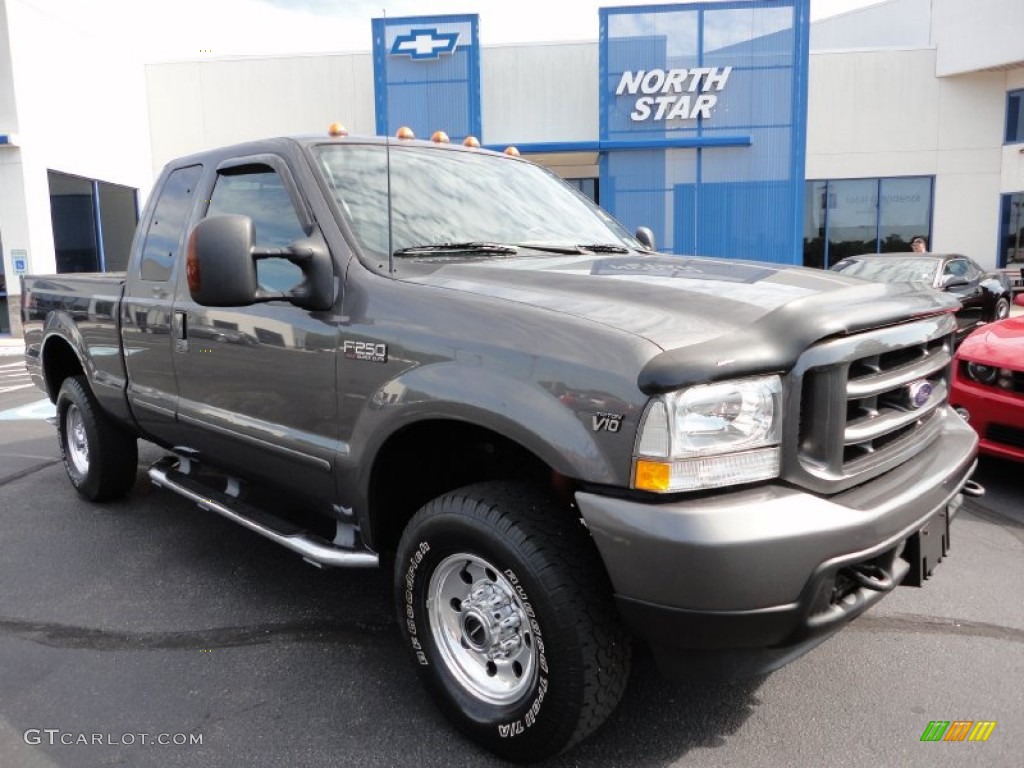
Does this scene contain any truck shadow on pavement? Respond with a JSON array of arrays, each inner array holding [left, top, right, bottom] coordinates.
[[1, 455, 764, 767], [140, 486, 765, 767]]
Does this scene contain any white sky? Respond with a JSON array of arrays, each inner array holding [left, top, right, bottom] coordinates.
[[11, 0, 888, 61]]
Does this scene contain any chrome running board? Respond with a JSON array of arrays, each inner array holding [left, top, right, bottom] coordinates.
[[148, 457, 378, 568]]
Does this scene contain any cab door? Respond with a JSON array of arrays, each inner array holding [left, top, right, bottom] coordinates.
[[122, 164, 204, 445], [171, 156, 341, 502]]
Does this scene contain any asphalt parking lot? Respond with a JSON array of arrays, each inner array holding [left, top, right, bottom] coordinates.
[[0, 351, 1021, 767]]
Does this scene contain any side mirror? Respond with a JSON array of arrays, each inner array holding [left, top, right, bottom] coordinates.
[[187, 215, 334, 311], [635, 226, 656, 251], [941, 275, 969, 290], [187, 215, 258, 306]]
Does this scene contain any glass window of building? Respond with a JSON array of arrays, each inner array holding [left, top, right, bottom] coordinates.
[[999, 192, 1024, 267], [48, 171, 138, 274], [802, 180, 828, 269], [1006, 89, 1024, 144], [803, 177, 933, 268], [879, 177, 932, 252]]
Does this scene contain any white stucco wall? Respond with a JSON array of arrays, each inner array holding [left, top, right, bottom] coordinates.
[[806, 47, 1011, 266], [481, 42, 599, 145], [809, 0, 931, 51], [145, 53, 375, 177], [1, 0, 153, 285], [933, 0, 1024, 77], [0, 0, 23, 298]]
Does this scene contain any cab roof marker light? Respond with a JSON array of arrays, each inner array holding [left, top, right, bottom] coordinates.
[[504, 146, 520, 156], [327, 122, 348, 137], [396, 126, 415, 139], [431, 130, 450, 143], [463, 136, 481, 147]]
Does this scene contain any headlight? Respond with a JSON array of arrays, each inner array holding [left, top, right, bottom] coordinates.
[[964, 361, 1017, 390], [634, 375, 782, 492], [965, 362, 998, 386]]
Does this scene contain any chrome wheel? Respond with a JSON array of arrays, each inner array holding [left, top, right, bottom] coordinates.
[[427, 553, 538, 705], [65, 404, 90, 475]]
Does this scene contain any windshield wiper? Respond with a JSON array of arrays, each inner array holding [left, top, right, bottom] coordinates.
[[511, 243, 587, 255], [393, 242, 518, 257], [577, 243, 631, 254]]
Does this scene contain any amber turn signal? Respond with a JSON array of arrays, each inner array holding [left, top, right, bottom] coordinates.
[[185, 229, 201, 293], [634, 460, 671, 492]]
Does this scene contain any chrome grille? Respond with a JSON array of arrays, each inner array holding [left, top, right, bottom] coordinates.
[[785, 313, 956, 494], [843, 336, 948, 465]]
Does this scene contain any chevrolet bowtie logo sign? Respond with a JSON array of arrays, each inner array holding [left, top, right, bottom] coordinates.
[[390, 28, 460, 60]]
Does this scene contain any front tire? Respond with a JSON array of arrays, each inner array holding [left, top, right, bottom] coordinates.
[[56, 376, 138, 501], [994, 295, 1011, 321], [394, 482, 631, 762]]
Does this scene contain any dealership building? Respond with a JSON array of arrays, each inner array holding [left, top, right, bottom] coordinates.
[[1, 0, 1023, 337]]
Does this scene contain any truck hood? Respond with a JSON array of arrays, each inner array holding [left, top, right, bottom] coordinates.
[[407, 254, 959, 393]]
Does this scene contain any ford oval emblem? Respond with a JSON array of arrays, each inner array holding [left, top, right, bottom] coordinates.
[[906, 380, 933, 410]]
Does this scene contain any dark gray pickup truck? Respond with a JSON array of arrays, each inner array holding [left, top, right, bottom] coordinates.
[[22, 132, 981, 761]]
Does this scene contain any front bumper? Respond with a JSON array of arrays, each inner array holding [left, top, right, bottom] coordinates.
[[575, 410, 979, 679], [950, 370, 1024, 462]]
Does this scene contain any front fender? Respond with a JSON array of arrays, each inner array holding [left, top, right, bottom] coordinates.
[[348, 362, 625, 496], [979, 277, 1009, 298]]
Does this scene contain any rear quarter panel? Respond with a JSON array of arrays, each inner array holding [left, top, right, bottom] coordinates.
[[22, 274, 134, 426]]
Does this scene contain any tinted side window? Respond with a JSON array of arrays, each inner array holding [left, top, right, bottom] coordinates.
[[962, 260, 982, 281], [140, 165, 203, 282], [206, 168, 307, 292], [944, 259, 968, 278]]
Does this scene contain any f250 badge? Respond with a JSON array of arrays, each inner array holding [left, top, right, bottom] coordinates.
[[592, 413, 623, 433], [343, 340, 388, 363]]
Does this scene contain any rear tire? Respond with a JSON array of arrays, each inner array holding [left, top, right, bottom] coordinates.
[[394, 481, 631, 762], [56, 375, 138, 501]]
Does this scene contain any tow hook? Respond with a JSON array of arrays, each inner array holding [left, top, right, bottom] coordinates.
[[962, 480, 985, 498], [844, 562, 896, 592]]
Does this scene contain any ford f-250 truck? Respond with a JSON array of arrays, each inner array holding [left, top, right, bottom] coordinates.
[[22, 131, 982, 761]]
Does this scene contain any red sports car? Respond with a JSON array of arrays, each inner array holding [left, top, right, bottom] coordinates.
[[950, 312, 1024, 462]]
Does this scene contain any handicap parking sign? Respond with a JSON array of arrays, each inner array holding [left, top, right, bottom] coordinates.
[[11, 249, 27, 274]]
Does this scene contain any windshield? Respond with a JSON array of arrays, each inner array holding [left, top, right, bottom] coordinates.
[[831, 257, 939, 285], [313, 144, 639, 263]]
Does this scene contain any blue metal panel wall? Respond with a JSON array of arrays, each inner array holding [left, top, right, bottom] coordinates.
[[372, 14, 482, 142], [600, 1, 809, 263]]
